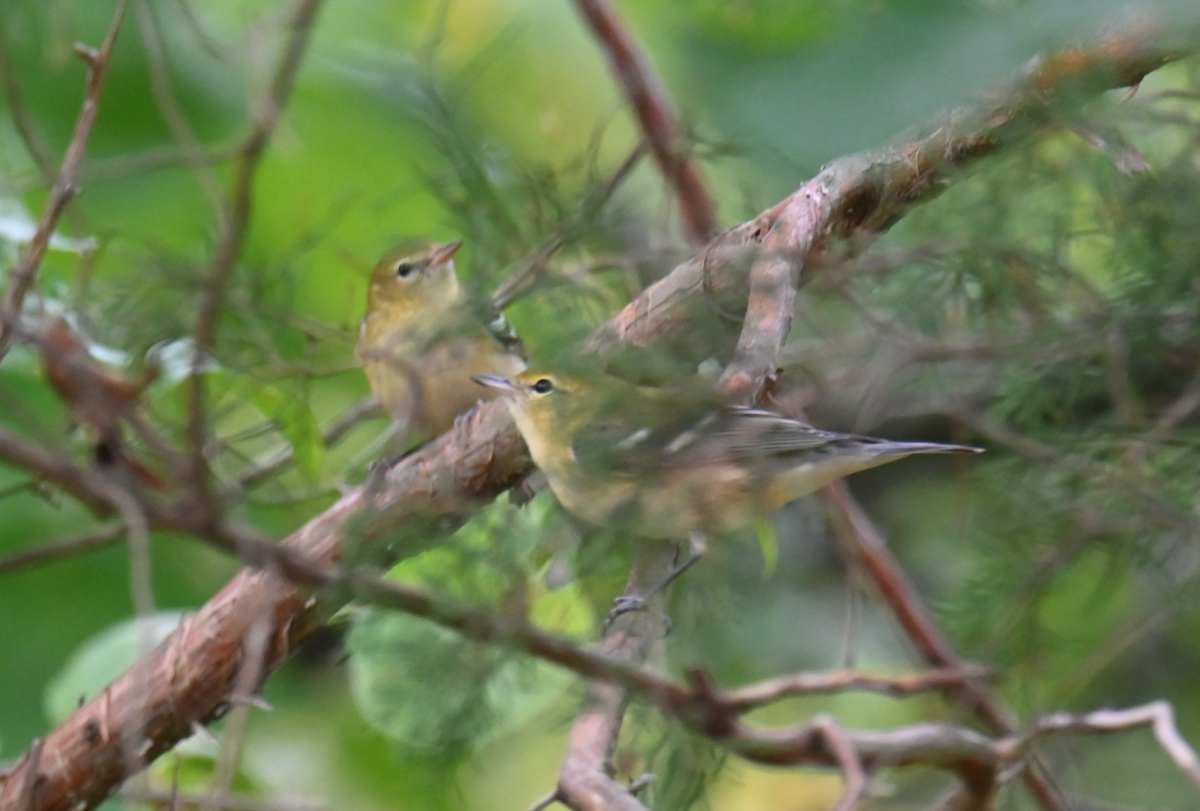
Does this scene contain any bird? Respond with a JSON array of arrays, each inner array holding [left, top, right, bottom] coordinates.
[[473, 369, 982, 541], [356, 239, 526, 444]]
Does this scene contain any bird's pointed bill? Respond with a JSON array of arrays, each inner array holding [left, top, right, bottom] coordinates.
[[472, 374, 519, 394], [429, 240, 463, 265]]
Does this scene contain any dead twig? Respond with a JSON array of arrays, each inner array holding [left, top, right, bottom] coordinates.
[[0, 522, 125, 577], [0, 0, 127, 358], [571, 0, 717, 245], [556, 546, 672, 811], [1024, 701, 1200, 787], [492, 139, 648, 311], [185, 0, 324, 505]]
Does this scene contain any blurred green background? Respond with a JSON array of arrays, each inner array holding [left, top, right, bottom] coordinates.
[[2, 0, 1200, 808]]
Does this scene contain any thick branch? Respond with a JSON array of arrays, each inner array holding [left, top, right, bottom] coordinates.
[[718, 181, 830, 402], [585, 28, 1179, 363]]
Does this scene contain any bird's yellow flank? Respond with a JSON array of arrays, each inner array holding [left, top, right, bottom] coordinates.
[[356, 239, 526, 441]]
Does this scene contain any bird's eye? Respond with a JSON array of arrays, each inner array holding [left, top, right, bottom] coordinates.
[[531, 378, 555, 394], [395, 262, 417, 278]]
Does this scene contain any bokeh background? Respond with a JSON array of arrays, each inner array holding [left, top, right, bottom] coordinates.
[[2, 0, 1200, 808]]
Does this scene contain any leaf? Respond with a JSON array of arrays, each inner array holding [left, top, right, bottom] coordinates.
[[347, 609, 571, 752], [752, 517, 778, 578], [211, 371, 325, 483]]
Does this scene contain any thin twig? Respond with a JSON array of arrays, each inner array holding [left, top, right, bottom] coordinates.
[[0, 523, 125, 577], [526, 790, 560, 811], [12, 142, 243, 192], [134, 0, 226, 216], [571, 0, 717, 245], [1134, 365, 1200, 458], [491, 139, 648, 311], [814, 716, 867, 811], [1021, 701, 1200, 786], [723, 666, 987, 713], [0, 22, 56, 182], [0, 0, 127, 358], [821, 480, 1069, 811], [185, 0, 324, 501], [237, 395, 383, 490], [962, 410, 1196, 533]]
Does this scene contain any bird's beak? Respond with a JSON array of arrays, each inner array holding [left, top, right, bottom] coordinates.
[[429, 239, 463, 265], [472, 374, 519, 394]]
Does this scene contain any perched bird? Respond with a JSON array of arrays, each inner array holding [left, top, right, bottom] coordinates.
[[356, 239, 526, 443], [474, 369, 981, 540]]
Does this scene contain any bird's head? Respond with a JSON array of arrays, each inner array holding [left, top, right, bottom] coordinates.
[[366, 238, 463, 313], [473, 369, 592, 461]]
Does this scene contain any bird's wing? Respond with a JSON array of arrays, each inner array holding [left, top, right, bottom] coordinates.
[[570, 395, 841, 473], [484, 309, 527, 358], [568, 382, 717, 475], [662, 406, 853, 464]]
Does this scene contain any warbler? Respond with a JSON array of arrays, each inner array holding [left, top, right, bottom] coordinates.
[[474, 370, 981, 540], [356, 239, 526, 442]]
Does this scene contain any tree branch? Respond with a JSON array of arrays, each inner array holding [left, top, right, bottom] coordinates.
[[556, 548, 672, 811], [0, 522, 125, 577], [571, 0, 718, 245], [0, 0, 127, 358], [184, 0, 324, 505], [821, 480, 1070, 811]]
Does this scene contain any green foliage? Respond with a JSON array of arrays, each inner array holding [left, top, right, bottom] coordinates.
[[4, 0, 1200, 808], [636, 719, 726, 811], [349, 610, 567, 754], [346, 496, 586, 776], [833, 64, 1200, 738]]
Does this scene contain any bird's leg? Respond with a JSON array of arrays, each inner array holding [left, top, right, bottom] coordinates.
[[508, 469, 547, 506], [605, 531, 708, 627]]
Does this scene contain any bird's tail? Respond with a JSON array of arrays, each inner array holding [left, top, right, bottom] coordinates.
[[868, 441, 983, 457]]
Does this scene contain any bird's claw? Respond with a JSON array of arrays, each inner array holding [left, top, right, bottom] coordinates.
[[605, 595, 648, 628]]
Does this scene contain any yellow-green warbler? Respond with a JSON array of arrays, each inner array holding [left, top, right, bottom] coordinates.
[[474, 369, 981, 540], [357, 239, 526, 442]]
